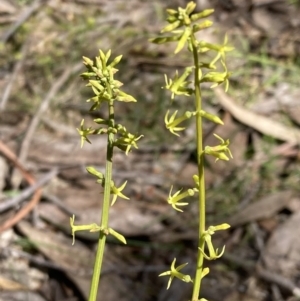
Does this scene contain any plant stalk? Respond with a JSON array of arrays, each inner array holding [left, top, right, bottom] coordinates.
[[191, 35, 206, 301], [88, 100, 115, 301]]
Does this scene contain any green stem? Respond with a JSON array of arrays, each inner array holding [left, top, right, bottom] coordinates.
[[88, 99, 115, 301], [191, 34, 206, 301]]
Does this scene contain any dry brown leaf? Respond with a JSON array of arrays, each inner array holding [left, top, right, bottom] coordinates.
[[17, 221, 136, 301], [262, 211, 300, 279], [226, 191, 293, 227], [0, 275, 28, 291], [0, 291, 46, 301], [215, 88, 300, 145], [0, 0, 17, 14], [39, 175, 164, 239], [0, 156, 8, 192]]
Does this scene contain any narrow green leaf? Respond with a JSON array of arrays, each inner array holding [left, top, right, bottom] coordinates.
[[117, 90, 137, 102], [89, 80, 103, 91], [110, 55, 122, 67], [200, 110, 224, 125], [166, 8, 177, 16], [186, 1, 196, 15], [193, 20, 213, 33], [161, 20, 181, 33], [82, 56, 94, 66], [105, 49, 111, 62], [109, 228, 127, 244], [191, 8, 214, 21], [175, 27, 191, 54], [86, 166, 104, 179]]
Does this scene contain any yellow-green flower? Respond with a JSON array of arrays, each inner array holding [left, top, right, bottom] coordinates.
[[164, 67, 194, 99], [200, 61, 231, 92], [159, 258, 193, 289], [111, 180, 129, 205], [165, 110, 195, 136], [167, 186, 195, 212], [198, 224, 230, 260], [204, 134, 233, 162], [77, 119, 94, 147], [70, 215, 100, 245]]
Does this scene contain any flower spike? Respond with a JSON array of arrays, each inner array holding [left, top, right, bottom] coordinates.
[[76, 48, 143, 301], [151, 2, 214, 53], [150, 3, 233, 300]]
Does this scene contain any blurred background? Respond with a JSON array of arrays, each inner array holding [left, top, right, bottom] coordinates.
[[0, 0, 300, 300]]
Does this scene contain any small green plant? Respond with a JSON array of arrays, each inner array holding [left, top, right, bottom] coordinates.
[[150, 2, 233, 300], [70, 50, 142, 301]]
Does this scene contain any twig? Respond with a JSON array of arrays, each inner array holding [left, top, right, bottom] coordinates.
[[1, 0, 45, 43], [223, 253, 300, 297], [12, 63, 82, 187], [215, 88, 300, 144], [0, 168, 58, 213], [0, 42, 28, 111], [0, 140, 42, 233], [6, 248, 76, 273], [41, 116, 77, 136], [44, 193, 80, 217], [18, 63, 82, 164], [73, 0, 105, 4], [256, 266, 300, 297]]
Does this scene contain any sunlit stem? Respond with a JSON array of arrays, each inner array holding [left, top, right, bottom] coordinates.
[[88, 99, 115, 301], [191, 32, 206, 301]]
